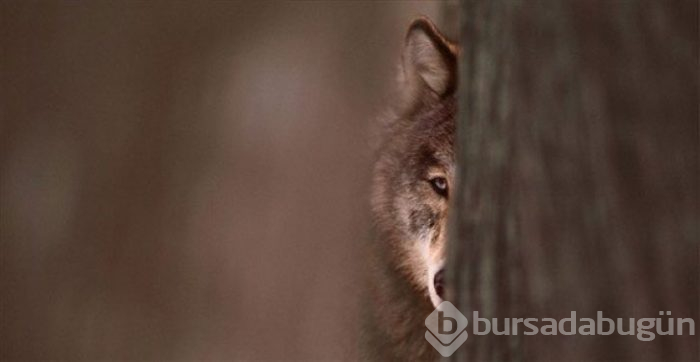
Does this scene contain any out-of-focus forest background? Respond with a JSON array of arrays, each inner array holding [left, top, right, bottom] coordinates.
[[0, 2, 451, 359]]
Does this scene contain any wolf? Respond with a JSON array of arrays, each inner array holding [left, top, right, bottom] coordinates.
[[363, 17, 457, 361]]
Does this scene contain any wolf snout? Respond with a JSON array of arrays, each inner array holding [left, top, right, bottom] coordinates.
[[433, 268, 445, 299]]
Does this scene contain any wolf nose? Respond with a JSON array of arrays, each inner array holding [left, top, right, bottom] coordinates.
[[433, 269, 445, 299]]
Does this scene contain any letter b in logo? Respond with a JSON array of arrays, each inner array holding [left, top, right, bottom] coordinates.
[[425, 301, 468, 357], [438, 311, 457, 334]]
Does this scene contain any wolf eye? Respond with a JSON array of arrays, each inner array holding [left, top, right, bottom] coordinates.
[[429, 176, 448, 197]]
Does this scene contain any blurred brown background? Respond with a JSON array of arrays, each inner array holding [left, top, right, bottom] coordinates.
[[0, 1, 449, 359]]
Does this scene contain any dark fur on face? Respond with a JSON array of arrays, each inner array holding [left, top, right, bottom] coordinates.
[[372, 92, 455, 304], [364, 17, 457, 361]]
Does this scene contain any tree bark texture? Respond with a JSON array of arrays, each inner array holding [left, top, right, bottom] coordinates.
[[450, 1, 698, 360]]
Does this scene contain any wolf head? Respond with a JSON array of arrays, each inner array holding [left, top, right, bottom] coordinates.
[[372, 18, 457, 309]]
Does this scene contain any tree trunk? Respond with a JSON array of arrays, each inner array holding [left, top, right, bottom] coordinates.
[[449, 1, 698, 360]]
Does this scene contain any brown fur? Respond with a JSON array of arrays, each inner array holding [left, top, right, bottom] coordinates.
[[363, 17, 457, 361]]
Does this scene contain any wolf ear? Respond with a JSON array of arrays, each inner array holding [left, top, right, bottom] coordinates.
[[401, 17, 457, 98]]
